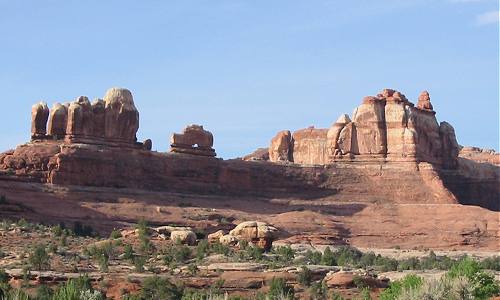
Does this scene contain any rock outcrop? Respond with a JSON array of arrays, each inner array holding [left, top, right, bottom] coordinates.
[[269, 130, 293, 162], [229, 221, 278, 250], [170, 125, 216, 157], [30, 88, 144, 149], [31, 102, 49, 139], [268, 89, 460, 168]]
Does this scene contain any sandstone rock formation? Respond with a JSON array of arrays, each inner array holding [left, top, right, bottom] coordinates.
[[269, 130, 293, 162], [170, 230, 197, 245], [29, 88, 147, 149], [229, 221, 278, 250], [31, 102, 49, 139], [268, 89, 460, 168], [170, 125, 216, 157], [47, 103, 68, 139]]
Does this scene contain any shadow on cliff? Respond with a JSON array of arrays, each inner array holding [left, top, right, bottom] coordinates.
[[438, 158, 500, 211]]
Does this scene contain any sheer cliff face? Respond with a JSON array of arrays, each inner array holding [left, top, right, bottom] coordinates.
[[269, 89, 460, 168]]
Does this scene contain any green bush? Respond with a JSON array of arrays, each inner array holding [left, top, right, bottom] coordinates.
[[479, 256, 500, 271], [358, 287, 372, 300], [304, 250, 322, 265], [163, 244, 192, 267], [134, 256, 146, 273], [272, 245, 295, 263], [28, 244, 50, 271], [308, 280, 328, 300], [320, 247, 335, 266], [110, 229, 123, 239], [267, 277, 294, 300], [140, 276, 183, 300], [36, 284, 54, 300], [123, 244, 135, 261], [379, 274, 423, 300], [52, 275, 100, 300], [447, 257, 500, 299], [297, 266, 312, 287], [334, 246, 362, 266], [196, 240, 209, 261], [0, 269, 8, 284]]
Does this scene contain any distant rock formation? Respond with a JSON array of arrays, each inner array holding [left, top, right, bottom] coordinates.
[[31, 87, 145, 149], [268, 89, 460, 168], [170, 125, 216, 157], [31, 102, 49, 139]]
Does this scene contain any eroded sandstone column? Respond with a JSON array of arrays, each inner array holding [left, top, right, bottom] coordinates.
[[47, 103, 68, 139], [103, 88, 139, 143], [351, 96, 387, 155], [269, 130, 293, 162], [66, 96, 93, 141], [31, 102, 49, 139], [327, 114, 351, 160]]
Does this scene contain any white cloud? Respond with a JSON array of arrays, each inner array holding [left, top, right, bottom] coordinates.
[[476, 10, 500, 25]]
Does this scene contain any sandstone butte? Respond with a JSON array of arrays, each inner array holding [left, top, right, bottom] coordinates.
[[0, 87, 499, 251]]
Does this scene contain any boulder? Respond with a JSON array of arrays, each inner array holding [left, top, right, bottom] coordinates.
[[337, 123, 357, 155], [170, 125, 216, 157], [103, 87, 139, 143], [219, 234, 239, 246], [229, 221, 278, 250], [170, 230, 197, 245], [47, 103, 68, 139], [269, 130, 293, 162], [31, 102, 49, 139], [207, 230, 225, 243]]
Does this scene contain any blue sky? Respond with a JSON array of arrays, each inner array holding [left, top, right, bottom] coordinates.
[[0, 0, 498, 158]]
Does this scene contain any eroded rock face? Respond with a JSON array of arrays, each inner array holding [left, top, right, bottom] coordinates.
[[292, 127, 329, 165], [269, 130, 293, 162], [31, 102, 49, 139], [47, 103, 68, 139], [170, 125, 216, 157], [66, 96, 93, 140], [268, 89, 460, 168]]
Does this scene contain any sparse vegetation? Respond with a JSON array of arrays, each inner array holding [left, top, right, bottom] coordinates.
[[28, 244, 50, 271]]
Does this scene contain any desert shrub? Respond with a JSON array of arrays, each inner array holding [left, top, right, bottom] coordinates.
[[308, 280, 328, 300], [51, 225, 63, 237], [331, 292, 346, 300], [134, 256, 146, 273], [358, 251, 376, 268], [123, 244, 135, 261], [243, 245, 263, 261], [86, 242, 115, 272], [267, 277, 294, 300], [1, 288, 31, 300], [447, 257, 500, 299], [0, 269, 8, 284], [36, 284, 53, 300], [374, 255, 398, 272], [334, 246, 362, 266], [28, 244, 50, 271], [163, 244, 192, 267], [320, 247, 335, 266], [479, 255, 500, 271], [379, 274, 423, 300], [358, 287, 372, 300], [140, 276, 183, 300], [397, 257, 420, 271], [110, 229, 122, 239], [353, 275, 368, 289], [196, 240, 210, 261], [397, 276, 474, 300], [209, 242, 232, 256], [73, 221, 94, 237], [52, 275, 99, 300], [304, 250, 322, 265], [272, 245, 295, 262], [297, 266, 312, 287]]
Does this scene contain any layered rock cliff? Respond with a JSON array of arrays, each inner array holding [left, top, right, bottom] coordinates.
[[0, 87, 498, 211]]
